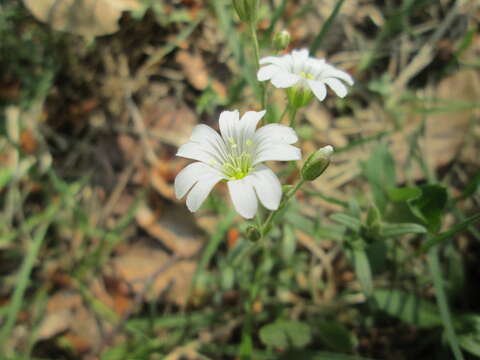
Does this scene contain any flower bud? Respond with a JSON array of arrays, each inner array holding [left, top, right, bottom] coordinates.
[[273, 30, 291, 51], [246, 225, 261, 242], [301, 145, 333, 181], [233, 0, 259, 23]]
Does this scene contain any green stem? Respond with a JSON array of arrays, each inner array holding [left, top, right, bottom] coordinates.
[[249, 21, 266, 108], [232, 178, 306, 268], [289, 106, 298, 127], [249, 21, 260, 71], [261, 178, 305, 239], [279, 105, 289, 123]]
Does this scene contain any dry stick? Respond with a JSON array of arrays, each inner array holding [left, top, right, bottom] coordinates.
[[390, 1, 464, 104], [126, 94, 159, 165], [98, 149, 143, 224]]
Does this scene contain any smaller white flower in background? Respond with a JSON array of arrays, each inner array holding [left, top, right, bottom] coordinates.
[[257, 48, 354, 102], [175, 110, 301, 219]]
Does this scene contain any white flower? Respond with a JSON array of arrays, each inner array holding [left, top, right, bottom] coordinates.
[[257, 49, 354, 102], [174, 110, 301, 219]]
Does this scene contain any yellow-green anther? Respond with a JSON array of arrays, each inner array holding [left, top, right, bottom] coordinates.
[[301, 145, 333, 181]]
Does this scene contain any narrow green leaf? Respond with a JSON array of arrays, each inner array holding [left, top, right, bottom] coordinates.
[[352, 248, 373, 296], [331, 213, 361, 232], [361, 143, 396, 211], [280, 351, 375, 360], [198, 209, 236, 269], [427, 248, 465, 360], [373, 288, 442, 328], [419, 213, 480, 254], [380, 222, 428, 238], [309, 0, 346, 54], [457, 171, 480, 200]]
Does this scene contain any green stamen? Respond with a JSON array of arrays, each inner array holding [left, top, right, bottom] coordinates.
[[223, 151, 253, 180]]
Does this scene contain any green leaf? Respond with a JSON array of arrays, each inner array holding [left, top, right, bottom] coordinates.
[[408, 184, 448, 233], [317, 320, 357, 352], [259, 320, 312, 349], [387, 187, 422, 202], [373, 288, 443, 328], [419, 213, 480, 253], [352, 248, 373, 297], [330, 213, 361, 232], [380, 222, 428, 238], [361, 143, 396, 211]]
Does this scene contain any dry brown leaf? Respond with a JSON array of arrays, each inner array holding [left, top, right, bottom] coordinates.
[[175, 51, 209, 90], [136, 203, 204, 257], [37, 291, 102, 353], [391, 69, 480, 180], [150, 157, 189, 201], [111, 241, 197, 305], [142, 97, 197, 147], [22, 0, 143, 38]]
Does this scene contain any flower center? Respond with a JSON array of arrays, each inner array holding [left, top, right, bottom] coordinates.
[[222, 138, 254, 180], [299, 71, 315, 80]]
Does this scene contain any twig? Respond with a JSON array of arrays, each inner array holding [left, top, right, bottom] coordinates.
[[125, 94, 159, 165]]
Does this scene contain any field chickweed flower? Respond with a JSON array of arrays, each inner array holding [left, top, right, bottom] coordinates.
[[257, 49, 354, 105], [175, 110, 301, 219]]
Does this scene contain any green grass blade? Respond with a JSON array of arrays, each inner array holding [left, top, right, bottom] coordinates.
[[0, 223, 51, 353], [309, 0, 346, 54], [198, 209, 236, 270], [427, 248, 465, 360], [419, 213, 480, 254]]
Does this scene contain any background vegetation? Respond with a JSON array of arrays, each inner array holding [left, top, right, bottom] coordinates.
[[0, 0, 479, 359]]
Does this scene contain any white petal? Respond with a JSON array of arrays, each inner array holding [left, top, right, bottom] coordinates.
[[259, 56, 287, 67], [177, 142, 212, 163], [323, 77, 348, 98], [292, 48, 309, 61], [308, 80, 327, 101], [271, 72, 300, 88], [186, 174, 223, 212], [190, 124, 228, 161], [254, 144, 301, 164], [257, 64, 280, 81], [191, 124, 222, 143], [254, 124, 298, 145], [250, 165, 282, 210], [291, 49, 310, 73], [174, 162, 223, 199], [323, 66, 354, 85], [227, 178, 258, 219], [219, 110, 240, 141], [240, 110, 266, 139]]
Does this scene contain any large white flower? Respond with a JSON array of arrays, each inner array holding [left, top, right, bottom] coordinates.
[[174, 110, 301, 219], [257, 49, 354, 102]]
